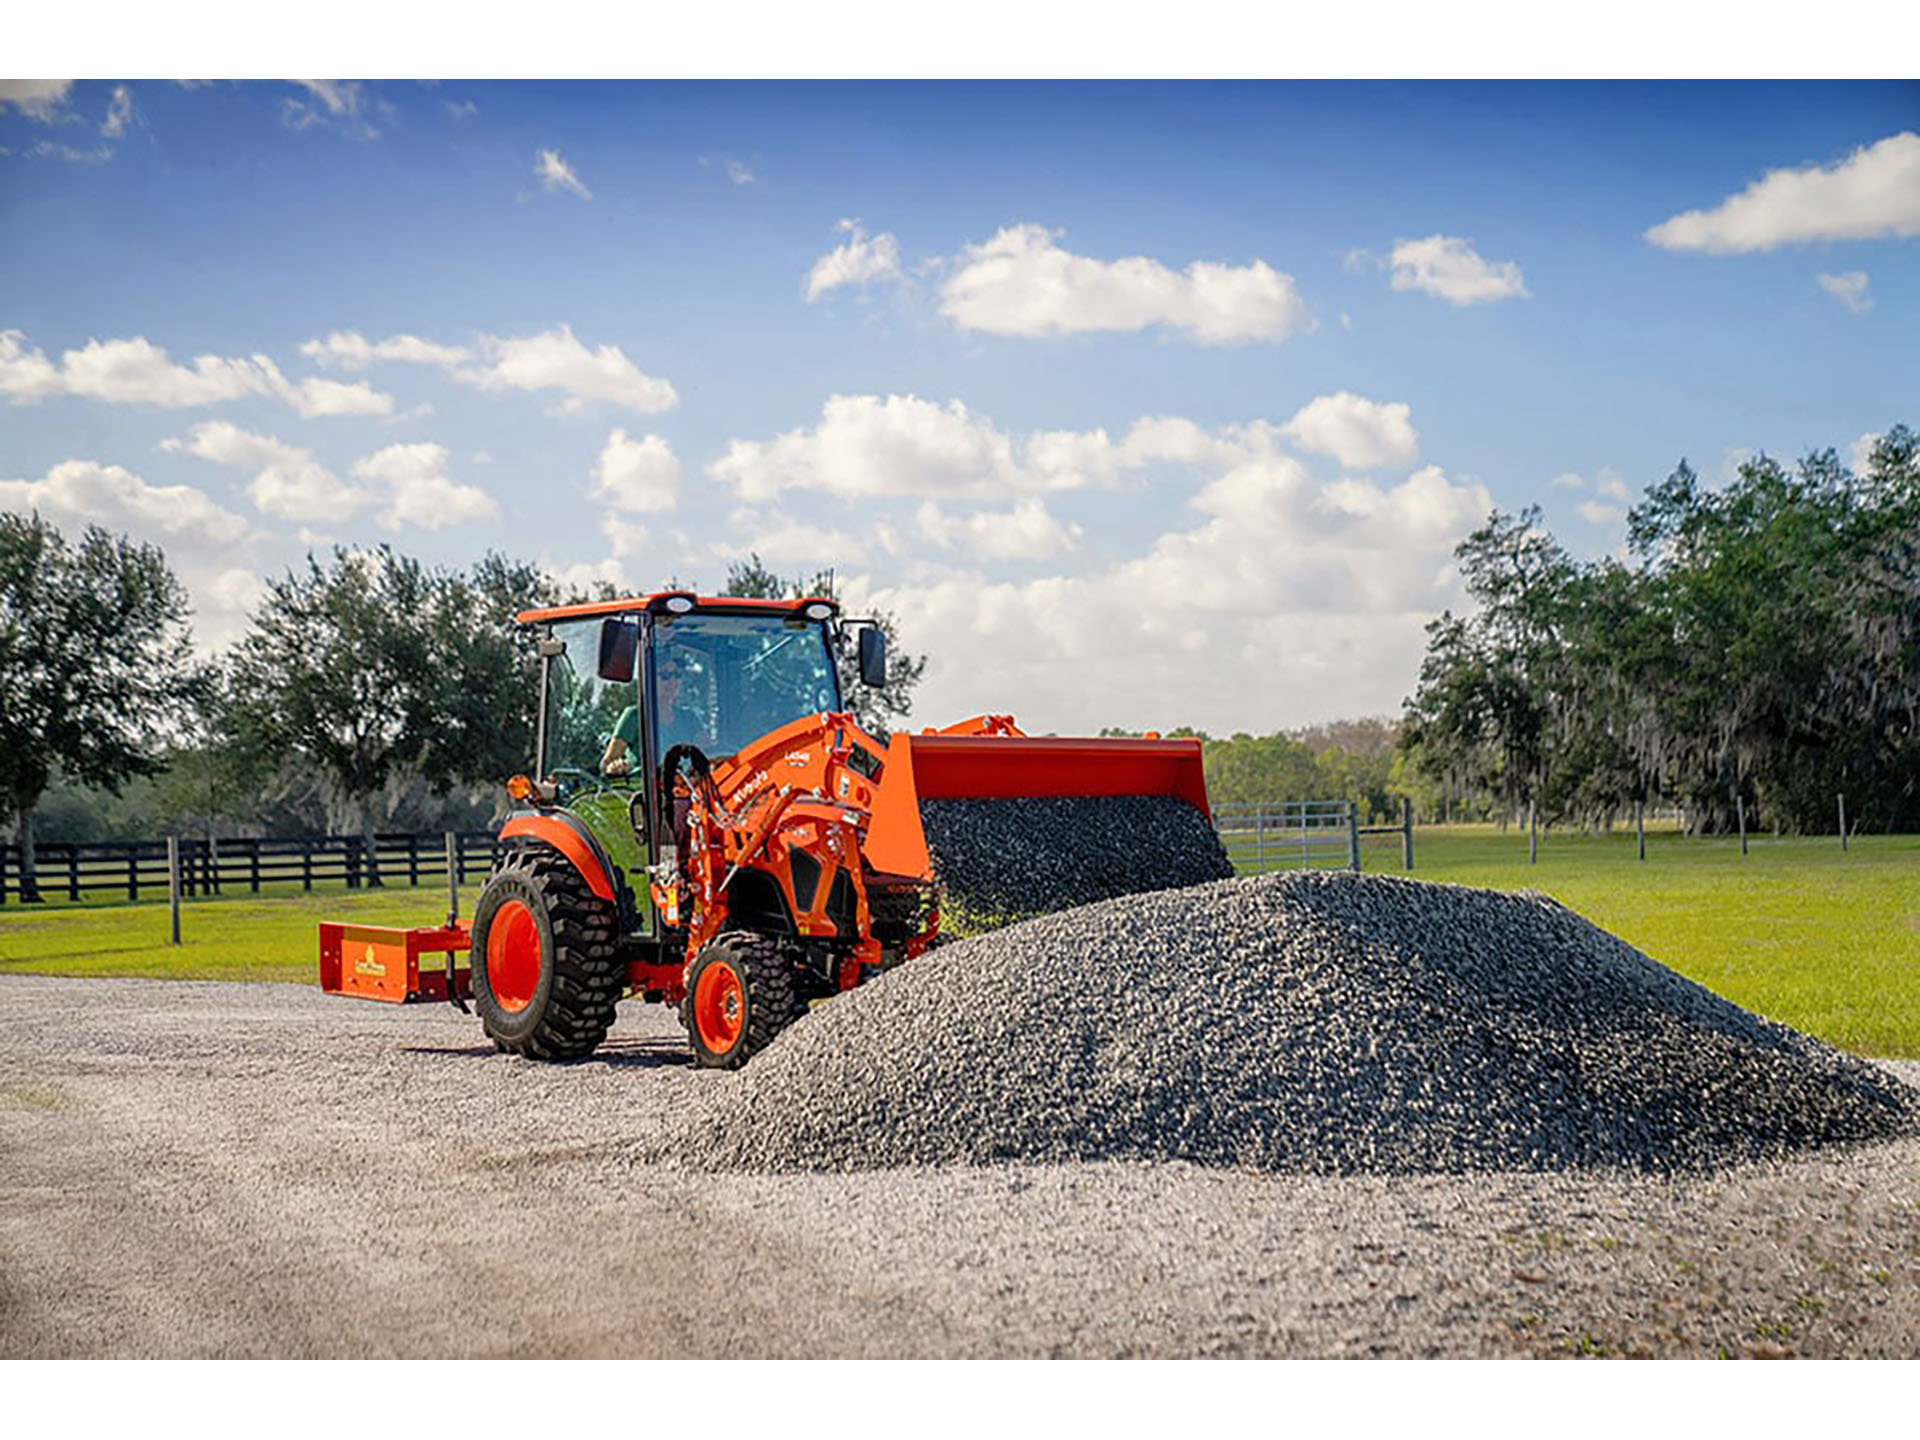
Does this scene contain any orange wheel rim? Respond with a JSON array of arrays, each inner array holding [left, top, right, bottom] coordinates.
[[693, 960, 744, 1054], [486, 899, 541, 1013]]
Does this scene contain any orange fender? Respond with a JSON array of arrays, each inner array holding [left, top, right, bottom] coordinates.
[[498, 813, 618, 902]]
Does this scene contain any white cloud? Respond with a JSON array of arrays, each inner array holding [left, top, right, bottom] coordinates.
[[853, 456, 1492, 735], [1280, 392, 1419, 470], [916, 499, 1083, 561], [1595, 470, 1632, 502], [1645, 132, 1920, 254], [1850, 432, 1883, 475], [300, 331, 471, 369], [600, 512, 651, 559], [460, 326, 676, 414], [0, 330, 392, 416], [1387, 235, 1530, 306], [100, 85, 134, 140], [350, 444, 497, 530], [0, 458, 249, 547], [161, 420, 369, 524], [1576, 500, 1626, 527], [1550, 472, 1586, 490], [805, 220, 903, 302], [591, 429, 681, 513], [938, 224, 1311, 344], [712, 511, 871, 568], [282, 80, 379, 139], [709, 395, 1295, 505], [0, 80, 72, 120], [536, 147, 592, 200], [1817, 270, 1873, 314], [727, 159, 755, 185]]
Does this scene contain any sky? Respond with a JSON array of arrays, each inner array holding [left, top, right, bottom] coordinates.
[[2, 77, 1916, 738]]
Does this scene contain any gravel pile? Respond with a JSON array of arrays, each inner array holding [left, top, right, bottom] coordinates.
[[918, 795, 1234, 935], [650, 870, 1918, 1175]]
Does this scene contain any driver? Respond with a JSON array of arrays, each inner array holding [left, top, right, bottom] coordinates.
[[599, 654, 705, 776]]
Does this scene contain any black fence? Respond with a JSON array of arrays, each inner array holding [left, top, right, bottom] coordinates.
[[0, 831, 503, 905]]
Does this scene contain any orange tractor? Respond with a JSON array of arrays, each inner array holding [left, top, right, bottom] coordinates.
[[320, 590, 1213, 1067]]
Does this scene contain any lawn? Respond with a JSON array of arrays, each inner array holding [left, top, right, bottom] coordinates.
[[2, 825, 1915, 1058]]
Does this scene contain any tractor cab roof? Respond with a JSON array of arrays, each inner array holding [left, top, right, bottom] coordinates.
[[515, 591, 840, 627]]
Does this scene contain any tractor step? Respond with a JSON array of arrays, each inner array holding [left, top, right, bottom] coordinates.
[[319, 922, 472, 1004]]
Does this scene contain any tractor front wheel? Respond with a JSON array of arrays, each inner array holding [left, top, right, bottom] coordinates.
[[471, 846, 624, 1061], [685, 932, 800, 1069]]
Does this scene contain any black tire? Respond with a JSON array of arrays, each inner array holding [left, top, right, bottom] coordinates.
[[471, 845, 624, 1062], [684, 932, 800, 1070]]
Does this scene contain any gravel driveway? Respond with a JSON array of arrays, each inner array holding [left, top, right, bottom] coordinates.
[[2, 974, 1914, 1358]]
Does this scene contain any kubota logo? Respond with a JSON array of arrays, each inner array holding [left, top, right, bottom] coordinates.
[[355, 944, 387, 978], [785, 750, 811, 767]]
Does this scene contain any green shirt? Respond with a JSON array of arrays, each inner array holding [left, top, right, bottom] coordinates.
[[612, 705, 640, 749]]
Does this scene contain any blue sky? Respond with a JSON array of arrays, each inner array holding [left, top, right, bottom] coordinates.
[[2, 78, 1915, 735]]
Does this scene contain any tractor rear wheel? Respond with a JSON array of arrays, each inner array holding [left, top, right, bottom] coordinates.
[[685, 932, 799, 1069], [472, 845, 624, 1061]]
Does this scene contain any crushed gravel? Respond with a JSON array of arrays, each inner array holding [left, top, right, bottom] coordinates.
[[4, 974, 1917, 1358], [647, 870, 1919, 1175], [919, 794, 1234, 934]]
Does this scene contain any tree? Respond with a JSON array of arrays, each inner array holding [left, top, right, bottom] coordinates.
[[721, 553, 927, 740], [223, 547, 542, 879], [0, 513, 206, 900]]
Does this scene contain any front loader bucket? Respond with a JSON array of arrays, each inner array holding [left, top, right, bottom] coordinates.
[[863, 719, 1228, 933]]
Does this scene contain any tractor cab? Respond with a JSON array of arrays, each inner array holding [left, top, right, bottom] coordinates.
[[515, 592, 882, 941]]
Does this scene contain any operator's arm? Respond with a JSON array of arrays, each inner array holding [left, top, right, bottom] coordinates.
[[600, 706, 640, 776]]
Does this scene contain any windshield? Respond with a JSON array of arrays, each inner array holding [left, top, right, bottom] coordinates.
[[654, 612, 841, 757]]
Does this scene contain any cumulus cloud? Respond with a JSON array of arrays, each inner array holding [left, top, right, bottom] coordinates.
[[1817, 271, 1874, 314], [853, 454, 1492, 734], [1645, 132, 1920, 254], [300, 331, 471, 369], [0, 458, 249, 546], [350, 444, 497, 530], [915, 499, 1083, 561], [1386, 235, 1530, 306], [0, 80, 72, 120], [0, 330, 392, 417], [711, 511, 872, 569], [708, 394, 1291, 504], [1851, 431, 1883, 475], [1280, 392, 1419, 470], [460, 326, 675, 414], [805, 220, 904, 301], [100, 84, 134, 140], [536, 147, 592, 200], [297, 325, 676, 415], [938, 224, 1311, 344], [591, 429, 681, 513], [1576, 499, 1626, 527], [161, 420, 368, 524]]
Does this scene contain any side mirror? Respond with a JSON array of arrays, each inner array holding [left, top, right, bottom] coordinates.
[[857, 625, 887, 689], [597, 618, 638, 683]]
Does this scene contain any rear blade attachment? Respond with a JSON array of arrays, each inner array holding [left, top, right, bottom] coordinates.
[[319, 922, 473, 1004], [863, 718, 1232, 937]]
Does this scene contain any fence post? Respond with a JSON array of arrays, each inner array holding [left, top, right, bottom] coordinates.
[[1736, 793, 1747, 856], [208, 831, 221, 895], [1347, 802, 1361, 874], [1, 844, 8, 905], [1636, 801, 1646, 862], [1253, 805, 1266, 873], [347, 837, 361, 891], [67, 845, 80, 902], [302, 841, 313, 892], [1528, 800, 1538, 865], [407, 833, 420, 887], [126, 844, 138, 901], [167, 836, 182, 945], [250, 839, 261, 894], [1400, 796, 1413, 871], [445, 832, 459, 924]]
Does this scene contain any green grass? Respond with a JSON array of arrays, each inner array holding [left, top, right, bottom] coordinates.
[[0, 884, 487, 984], [2, 826, 1916, 1058]]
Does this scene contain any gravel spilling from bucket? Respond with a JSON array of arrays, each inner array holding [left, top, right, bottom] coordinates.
[[649, 870, 1918, 1175], [918, 795, 1234, 935]]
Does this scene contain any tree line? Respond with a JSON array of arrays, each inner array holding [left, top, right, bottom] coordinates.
[[1401, 425, 1919, 835], [0, 519, 923, 900]]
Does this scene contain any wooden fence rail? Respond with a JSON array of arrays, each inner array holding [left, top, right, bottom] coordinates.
[[0, 832, 503, 905]]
